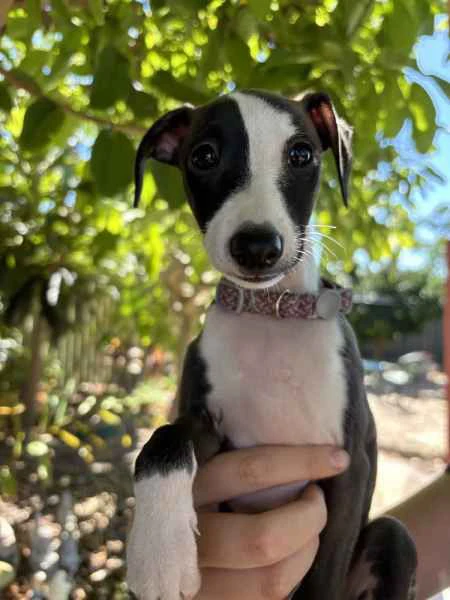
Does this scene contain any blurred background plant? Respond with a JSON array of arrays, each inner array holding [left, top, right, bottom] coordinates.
[[0, 0, 448, 597]]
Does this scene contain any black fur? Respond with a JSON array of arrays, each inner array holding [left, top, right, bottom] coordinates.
[[181, 98, 250, 232], [134, 422, 196, 479], [346, 517, 417, 600]]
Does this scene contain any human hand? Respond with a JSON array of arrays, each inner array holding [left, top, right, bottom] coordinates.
[[193, 445, 350, 599]]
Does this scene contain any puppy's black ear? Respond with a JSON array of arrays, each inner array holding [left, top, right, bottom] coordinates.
[[134, 106, 194, 207], [302, 93, 352, 206]]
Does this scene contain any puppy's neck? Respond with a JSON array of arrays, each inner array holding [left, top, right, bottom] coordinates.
[[278, 240, 320, 294]]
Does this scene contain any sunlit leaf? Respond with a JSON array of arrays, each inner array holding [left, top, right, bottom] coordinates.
[[409, 83, 436, 152]]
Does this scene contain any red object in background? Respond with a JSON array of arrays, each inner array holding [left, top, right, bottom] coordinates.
[[445, 241, 450, 465]]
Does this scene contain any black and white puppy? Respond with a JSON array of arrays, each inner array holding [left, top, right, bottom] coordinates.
[[127, 90, 417, 600]]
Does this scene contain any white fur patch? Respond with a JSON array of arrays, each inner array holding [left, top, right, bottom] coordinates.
[[200, 258, 347, 510], [126, 468, 200, 600], [204, 92, 299, 280]]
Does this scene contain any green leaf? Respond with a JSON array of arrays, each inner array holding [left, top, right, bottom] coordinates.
[[409, 83, 435, 153], [166, 0, 208, 17], [432, 76, 450, 100], [19, 98, 66, 152], [234, 8, 258, 42], [198, 28, 223, 76], [344, 0, 375, 38], [26, 0, 42, 29], [90, 46, 130, 110], [150, 161, 185, 209], [378, 0, 417, 56], [128, 89, 158, 119], [151, 71, 211, 105], [0, 83, 12, 113], [4, 12, 30, 40], [19, 49, 49, 78], [382, 77, 406, 138], [247, 0, 271, 21], [89, 0, 105, 25], [264, 48, 320, 69], [91, 129, 135, 197], [225, 34, 254, 83], [51, 0, 72, 25]]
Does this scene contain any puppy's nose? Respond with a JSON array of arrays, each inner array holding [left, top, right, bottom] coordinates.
[[229, 227, 283, 271]]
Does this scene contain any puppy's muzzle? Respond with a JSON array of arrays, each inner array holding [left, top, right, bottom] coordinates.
[[229, 225, 283, 272]]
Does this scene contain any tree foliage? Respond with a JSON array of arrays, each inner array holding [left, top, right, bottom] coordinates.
[[0, 0, 447, 352]]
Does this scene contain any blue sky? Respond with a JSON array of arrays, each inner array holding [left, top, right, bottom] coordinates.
[[395, 17, 449, 271]]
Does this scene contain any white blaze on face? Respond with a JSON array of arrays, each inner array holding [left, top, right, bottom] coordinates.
[[204, 93, 300, 280]]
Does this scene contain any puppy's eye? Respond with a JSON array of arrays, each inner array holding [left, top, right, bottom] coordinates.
[[190, 143, 219, 171], [288, 142, 313, 168]]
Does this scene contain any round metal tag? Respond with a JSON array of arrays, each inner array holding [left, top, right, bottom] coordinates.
[[316, 289, 341, 319]]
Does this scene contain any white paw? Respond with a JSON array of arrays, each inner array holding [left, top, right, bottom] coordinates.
[[127, 469, 201, 600]]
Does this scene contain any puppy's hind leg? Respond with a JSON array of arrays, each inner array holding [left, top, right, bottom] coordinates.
[[345, 516, 417, 600]]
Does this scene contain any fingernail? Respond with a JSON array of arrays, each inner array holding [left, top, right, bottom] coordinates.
[[331, 449, 350, 470]]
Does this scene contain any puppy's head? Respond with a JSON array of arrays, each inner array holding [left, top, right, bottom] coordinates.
[[134, 90, 352, 289]]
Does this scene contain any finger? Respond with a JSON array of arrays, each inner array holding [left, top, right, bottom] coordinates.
[[196, 536, 320, 600], [197, 484, 326, 569], [194, 445, 349, 506]]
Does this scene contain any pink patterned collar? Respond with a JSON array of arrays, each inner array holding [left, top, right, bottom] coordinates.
[[216, 279, 353, 320]]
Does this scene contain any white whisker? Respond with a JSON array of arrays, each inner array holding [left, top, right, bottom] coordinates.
[[306, 224, 336, 229], [307, 231, 345, 251], [308, 239, 338, 260]]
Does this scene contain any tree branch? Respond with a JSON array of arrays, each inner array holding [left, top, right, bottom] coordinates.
[[0, 0, 14, 29], [0, 65, 147, 136]]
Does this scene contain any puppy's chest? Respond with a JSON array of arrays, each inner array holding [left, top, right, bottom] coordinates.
[[200, 306, 348, 449]]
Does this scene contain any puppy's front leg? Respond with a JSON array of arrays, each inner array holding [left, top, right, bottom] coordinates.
[[127, 415, 219, 600]]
